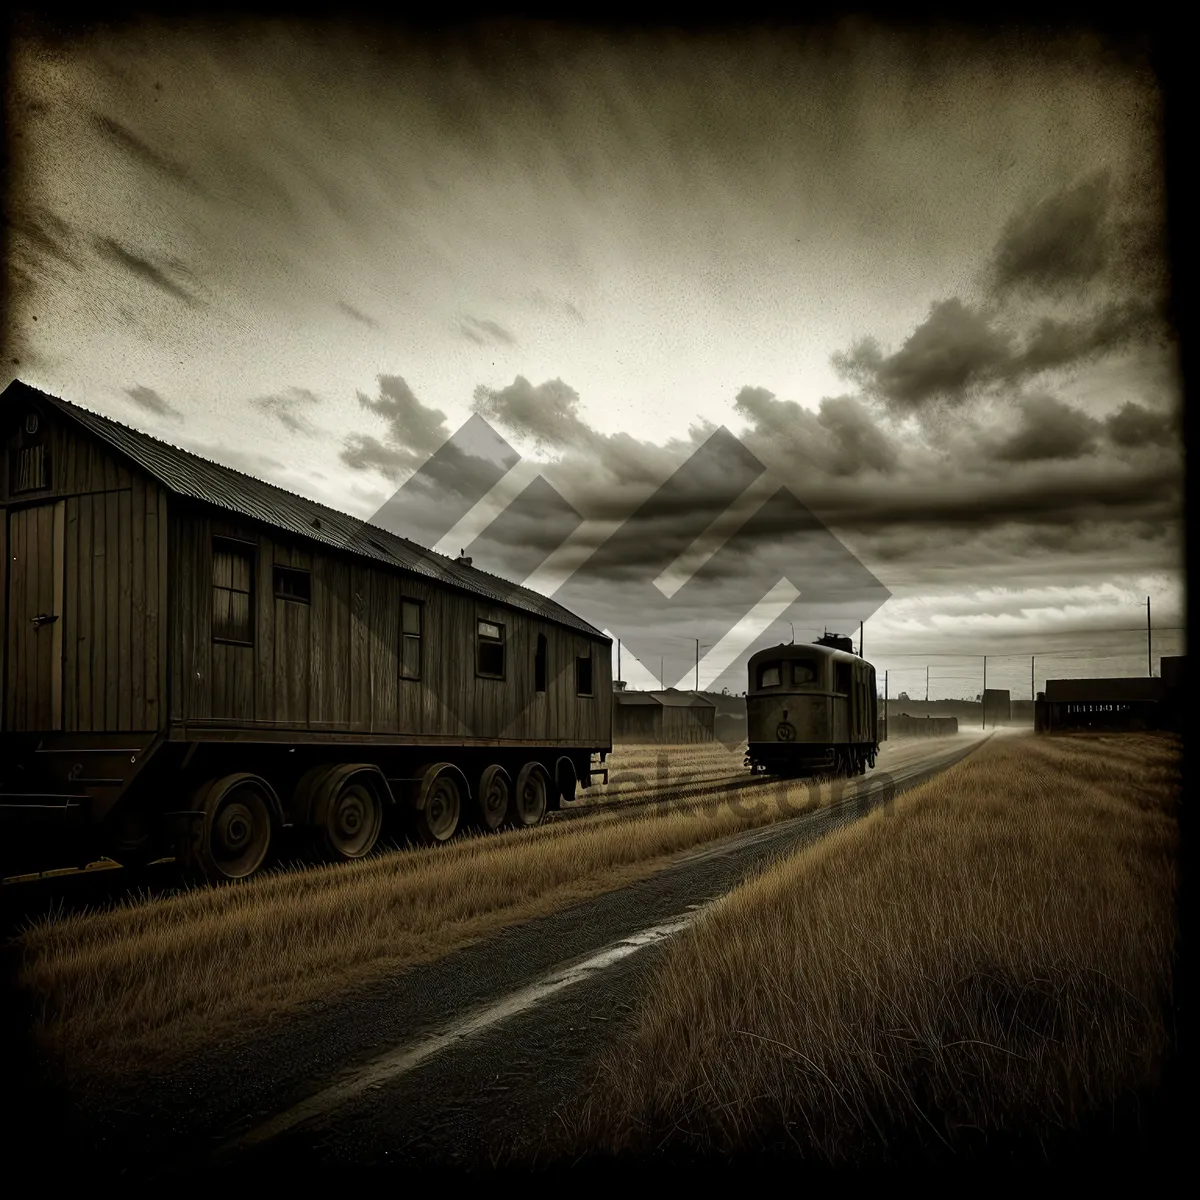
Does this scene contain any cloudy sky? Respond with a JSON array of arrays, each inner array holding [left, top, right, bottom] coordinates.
[[5, 17, 1185, 697]]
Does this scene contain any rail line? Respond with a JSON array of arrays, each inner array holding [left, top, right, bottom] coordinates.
[[1, 737, 990, 931]]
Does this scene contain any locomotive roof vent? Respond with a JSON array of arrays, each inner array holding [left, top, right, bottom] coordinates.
[[814, 632, 855, 653]]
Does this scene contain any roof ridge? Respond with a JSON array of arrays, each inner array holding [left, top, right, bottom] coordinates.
[[9, 379, 605, 639]]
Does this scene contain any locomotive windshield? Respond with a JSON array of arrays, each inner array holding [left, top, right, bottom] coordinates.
[[758, 663, 781, 688], [791, 660, 819, 686]]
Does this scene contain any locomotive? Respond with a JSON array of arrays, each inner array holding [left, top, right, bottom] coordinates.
[[745, 633, 879, 777]]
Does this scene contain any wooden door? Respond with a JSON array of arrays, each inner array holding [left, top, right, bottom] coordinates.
[[5, 501, 66, 731]]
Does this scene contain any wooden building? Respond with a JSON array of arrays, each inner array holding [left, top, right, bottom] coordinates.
[[1034, 677, 1164, 733], [612, 690, 717, 744], [1, 381, 612, 879]]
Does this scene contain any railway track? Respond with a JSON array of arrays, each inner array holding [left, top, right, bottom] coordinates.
[[1, 736, 989, 932]]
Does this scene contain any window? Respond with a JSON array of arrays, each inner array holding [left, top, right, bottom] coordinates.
[[791, 660, 818, 686], [401, 599, 422, 680], [758, 663, 781, 689], [576, 650, 593, 697], [835, 663, 852, 694], [273, 565, 311, 604], [535, 633, 547, 693], [12, 443, 49, 493], [212, 537, 255, 645], [477, 619, 505, 678]]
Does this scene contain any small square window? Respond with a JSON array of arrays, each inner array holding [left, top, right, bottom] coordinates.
[[273, 565, 311, 604], [758, 664, 781, 689]]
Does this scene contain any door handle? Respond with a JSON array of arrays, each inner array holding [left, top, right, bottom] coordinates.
[[31, 613, 59, 627]]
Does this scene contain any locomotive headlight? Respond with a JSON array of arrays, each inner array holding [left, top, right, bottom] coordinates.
[[776, 721, 796, 741]]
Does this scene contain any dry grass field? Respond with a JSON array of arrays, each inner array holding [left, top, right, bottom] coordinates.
[[558, 732, 1181, 1165], [13, 741, 888, 1086]]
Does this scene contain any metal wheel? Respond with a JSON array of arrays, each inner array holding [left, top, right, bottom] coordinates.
[[413, 764, 462, 844], [314, 777, 383, 860], [182, 775, 274, 883], [473, 764, 511, 832], [511, 762, 549, 828]]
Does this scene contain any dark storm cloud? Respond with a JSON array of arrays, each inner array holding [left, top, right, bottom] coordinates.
[[340, 375, 451, 481], [833, 296, 1163, 413], [253, 386, 321, 434], [92, 112, 203, 192], [93, 237, 202, 306], [734, 386, 898, 477], [993, 394, 1102, 463], [355, 375, 448, 454], [989, 172, 1112, 298], [1015, 298, 1162, 376], [1105, 400, 1176, 449], [832, 299, 1013, 411], [472, 375, 592, 450], [124, 384, 180, 419], [336, 301, 379, 328], [458, 316, 518, 347]]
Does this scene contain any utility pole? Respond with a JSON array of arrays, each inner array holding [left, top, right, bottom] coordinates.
[[695, 638, 700, 693], [884, 669, 888, 741], [926, 664, 929, 703], [1147, 596, 1152, 677], [859, 620, 863, 657], [1031, 655, 1035, 701], [982, 655, 987, 729]]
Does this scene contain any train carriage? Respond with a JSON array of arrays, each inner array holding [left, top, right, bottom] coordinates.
[[0, 381, 613, 882], [745, 634, 879, 777]]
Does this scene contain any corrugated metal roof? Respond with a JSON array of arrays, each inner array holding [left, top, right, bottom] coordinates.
[[11, 381, 606, 639], [1044, 678, 1164, 703]]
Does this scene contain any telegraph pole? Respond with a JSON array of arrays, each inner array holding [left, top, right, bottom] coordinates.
[[1147, 596, 1152, 676], [884, 669, 888, 741], [982, 655, 987, 729], [617, 639, 621, 682], [859, 620, 863, 657], [660, 655, 664, 690], [695, 638, 700, 692], [926, 664, 929, 703], [1031, 655, 1035, 700]]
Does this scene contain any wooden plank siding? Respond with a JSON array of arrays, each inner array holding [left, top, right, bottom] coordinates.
[[2, 413, 170, 733], [170, 505, 610, 746]]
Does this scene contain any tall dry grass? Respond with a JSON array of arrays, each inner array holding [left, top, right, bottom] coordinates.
[[559, 732, 1181, 1165], [14, 745, 878, 1086]]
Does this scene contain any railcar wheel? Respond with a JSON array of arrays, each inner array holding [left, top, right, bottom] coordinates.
[[511, 762, 549, 828], [473, 765, 512, 832], [314, 776, 383, 860], [181, 775, 274, 883], [413, 763, 463, 845]]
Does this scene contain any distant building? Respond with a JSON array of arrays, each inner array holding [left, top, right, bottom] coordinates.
[[1034, 669, 1182, 733], [982, 689, 1011, 727], [613, 689, 717, 744]]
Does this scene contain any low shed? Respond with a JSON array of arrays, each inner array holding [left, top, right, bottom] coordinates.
[[613, 690, 717, 744], [1035, 677, 1164, 733]]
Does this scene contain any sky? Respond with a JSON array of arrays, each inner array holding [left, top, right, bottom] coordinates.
[[4, 16, 1185, 698]]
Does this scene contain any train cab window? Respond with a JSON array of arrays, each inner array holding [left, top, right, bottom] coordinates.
[[576, 650, 593, 697], [758, 663, 781, 688], [535, 633, 547, 692], [835, 663, 852, 694], [212, 537, 255, 645], [477, 619, 505, 679], [791, 660, 819, 686], [400, 599, 423, 680]]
